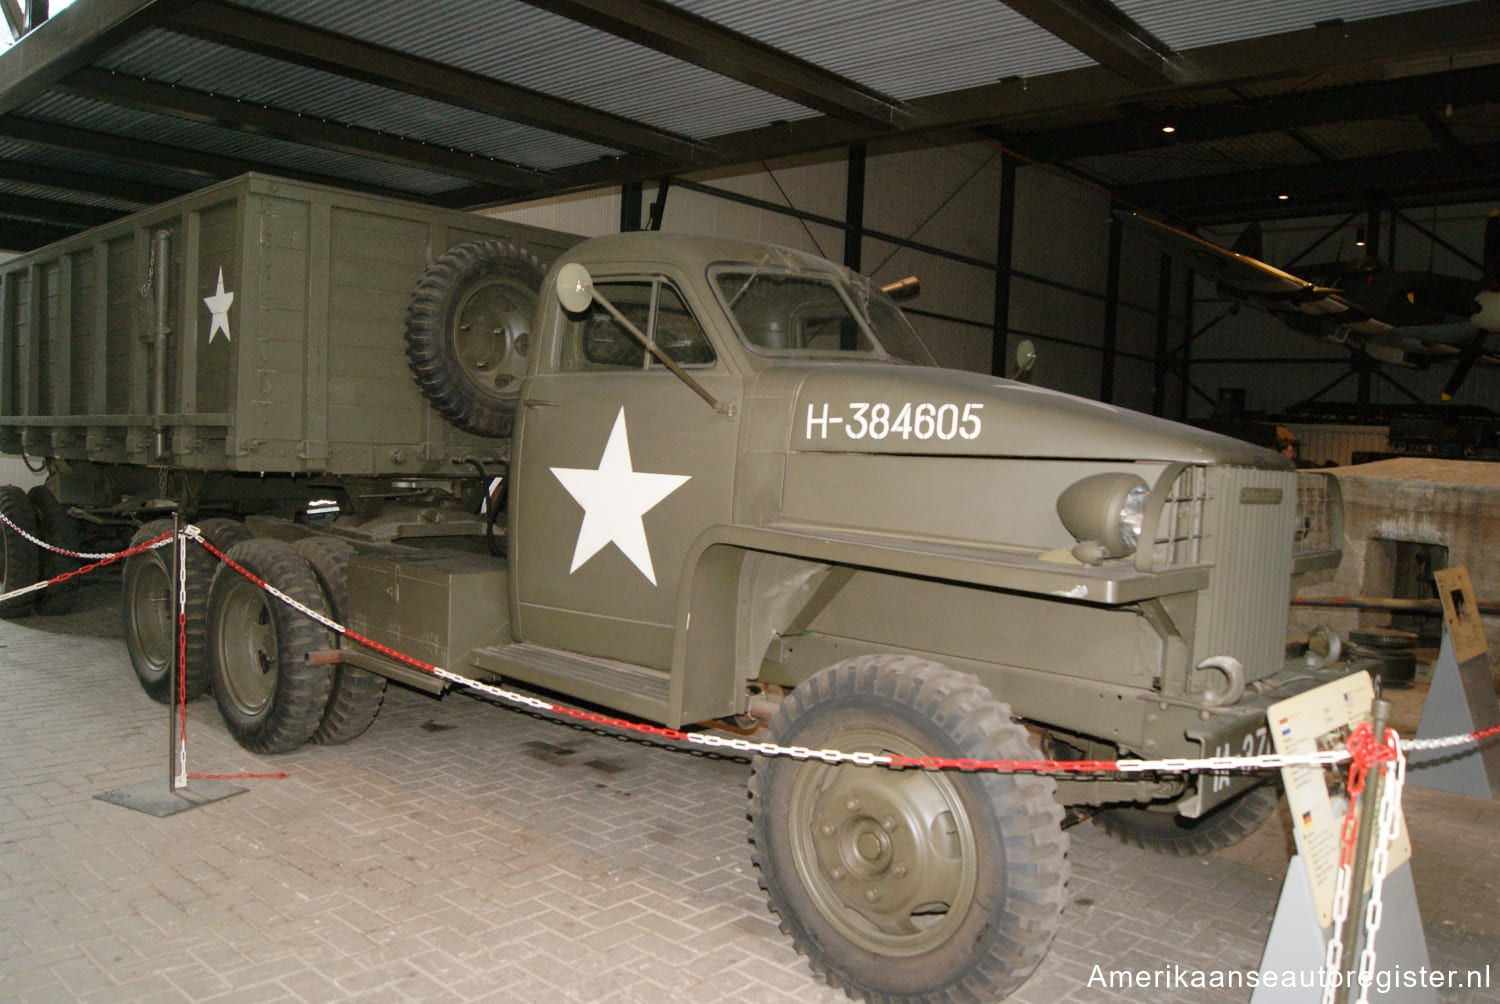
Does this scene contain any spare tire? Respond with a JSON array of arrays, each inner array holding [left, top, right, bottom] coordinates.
[[405, 239, 547, 438]]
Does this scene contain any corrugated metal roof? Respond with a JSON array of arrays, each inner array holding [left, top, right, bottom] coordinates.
[[245, 0, 814, 138], [0, 140, 204, 192], [1118, 0, 1464, 52], [674, 0, 1093, 98], [0, 0, 1493, 245], [0, 179, 138, 212], [20, 92, 469, 196], [100, 29, 618, 170]]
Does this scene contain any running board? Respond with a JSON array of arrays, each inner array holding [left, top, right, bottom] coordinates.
[[469, 642, 671, 725]]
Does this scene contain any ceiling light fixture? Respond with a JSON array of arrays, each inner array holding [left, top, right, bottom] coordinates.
[[1161, 125, 1176, 134]]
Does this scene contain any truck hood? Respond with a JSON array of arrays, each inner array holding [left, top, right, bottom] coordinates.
[[779, 364, 1283, 467]]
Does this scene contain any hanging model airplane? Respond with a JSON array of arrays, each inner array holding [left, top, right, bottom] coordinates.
[[1121, 210, 1500, 399]]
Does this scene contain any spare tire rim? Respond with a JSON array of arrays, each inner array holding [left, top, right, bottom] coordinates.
[[786, 726, 979, 955], [454, 279, 534, 399]]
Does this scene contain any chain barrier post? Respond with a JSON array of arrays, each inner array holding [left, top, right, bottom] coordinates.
[[171, 512, 187, 791], [94, 519, 248, 817], [1332, 697, 1391, 1004]]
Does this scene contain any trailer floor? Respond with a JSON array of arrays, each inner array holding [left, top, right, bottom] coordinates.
[[2, 576, 1496, 1003]]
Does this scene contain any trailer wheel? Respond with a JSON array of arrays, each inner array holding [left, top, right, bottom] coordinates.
[[405, 239, 546, 438], [208, 539, 335, 754], [0, 484, 40, 617], [1095, 782, 1279, 856], [28, 486, 82, 615], [292, 536, 386, 745], [749, 655, 1067, 1003], [121, 519, 217, 703]]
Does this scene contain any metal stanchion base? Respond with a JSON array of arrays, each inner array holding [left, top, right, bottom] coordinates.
[[95, 778, 246, 817]]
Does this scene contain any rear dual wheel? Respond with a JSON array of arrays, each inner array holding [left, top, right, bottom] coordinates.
[[121, 519, 220, 703], [292, 536, 386, 745], [208, 539, 335, 755]]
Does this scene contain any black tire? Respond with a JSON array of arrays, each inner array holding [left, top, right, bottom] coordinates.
[[1095, 782, 1280, 856], [208, 539, 335, 754], [404, 239, 546, 438], [28, 485, 82, 615], [292, 536, 386, 745], [121, 519, 218, 703], [196, 516, 254, 553], [749, 655, 1067, 1004], [0, 484, 40, 617]]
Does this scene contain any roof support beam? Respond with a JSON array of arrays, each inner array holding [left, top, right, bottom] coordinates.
[[1006, 63, 1500, 163], [0, 159, 182, 205], [167, 0, 705, 163], [2, 0, 24, 42], [996, 0, 1188, 87], [0, 191, 117, 228], [0, 0, 192, 116], [1119, 142, 1500, 222], [56, 67, 551, 193], [0, 115, 421, 202], [517, 0, 908, 128]]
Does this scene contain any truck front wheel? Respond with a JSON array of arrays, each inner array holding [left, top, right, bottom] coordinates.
[[749, 655, 1067, 1003], [207, 539, 334, 754]]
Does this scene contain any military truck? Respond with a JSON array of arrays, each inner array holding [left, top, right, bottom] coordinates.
[[0, 174, 1343, 1003]]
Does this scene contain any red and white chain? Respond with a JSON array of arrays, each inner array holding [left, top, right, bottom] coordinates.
[[0, 510, 121, 560]]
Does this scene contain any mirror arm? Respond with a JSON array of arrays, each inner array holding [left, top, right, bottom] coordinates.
[[589, 289, 726, 415]]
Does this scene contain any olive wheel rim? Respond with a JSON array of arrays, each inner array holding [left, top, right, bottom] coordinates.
[[213, 576, 281, 716], [451, 278, 533, 401], [787, 727, 979, 955], [124, 559, 173, 680]]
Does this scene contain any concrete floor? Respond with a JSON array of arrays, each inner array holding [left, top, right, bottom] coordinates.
[[2, 574, 1497, 1003]]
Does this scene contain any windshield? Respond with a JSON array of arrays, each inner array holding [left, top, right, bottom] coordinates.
[[712, 264, 936, 366]]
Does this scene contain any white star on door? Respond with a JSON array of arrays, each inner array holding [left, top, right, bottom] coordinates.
[[204, 268, 235, 343], [550, 408, 690, 585]]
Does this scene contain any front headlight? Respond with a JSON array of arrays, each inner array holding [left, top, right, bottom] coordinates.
[[1056, 473, 1151, 559]]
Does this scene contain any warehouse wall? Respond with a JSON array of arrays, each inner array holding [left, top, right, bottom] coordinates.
[[493, 148, 1500, 424], [489, 140, 1138, 400]]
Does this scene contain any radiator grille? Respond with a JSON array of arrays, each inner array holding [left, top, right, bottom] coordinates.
[[1198, 467, 1298, 682]]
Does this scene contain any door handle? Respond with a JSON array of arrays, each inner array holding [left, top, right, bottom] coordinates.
[[524, 399, 557, 409]]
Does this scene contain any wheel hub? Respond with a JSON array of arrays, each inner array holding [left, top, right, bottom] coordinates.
[[790, 730, 976, 949], [456, 282, 531, 392]]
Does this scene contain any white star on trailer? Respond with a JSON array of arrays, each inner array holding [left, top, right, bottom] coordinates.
[[204, 268, 235, 343], [550, 408, 690, 585]]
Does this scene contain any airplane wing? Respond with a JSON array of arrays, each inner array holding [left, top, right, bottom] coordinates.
[[1117, 211, 1394, 336]]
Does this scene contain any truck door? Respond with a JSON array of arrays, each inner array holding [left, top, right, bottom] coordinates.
[[512, 274, 739, 669]]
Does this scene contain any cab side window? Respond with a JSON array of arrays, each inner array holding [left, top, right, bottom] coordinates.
[[560, 278, 714, 371]]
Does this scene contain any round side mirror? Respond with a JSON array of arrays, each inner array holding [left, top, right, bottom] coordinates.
[[556, 262, 595, 314], [1013, 339, 1037, 378]]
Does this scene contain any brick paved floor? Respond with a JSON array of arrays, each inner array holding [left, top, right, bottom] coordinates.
[[2, 575, 1496, 1002]]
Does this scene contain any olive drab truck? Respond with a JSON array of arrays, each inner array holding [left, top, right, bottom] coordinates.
[[0, 173, 1344, 1004]]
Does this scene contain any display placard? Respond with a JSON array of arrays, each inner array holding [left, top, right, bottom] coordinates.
[[1267, 671, 1410, 927], [1434, 566, 1487, 664]]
